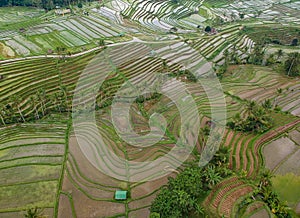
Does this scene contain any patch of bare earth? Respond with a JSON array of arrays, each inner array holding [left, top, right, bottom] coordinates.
[[57, 194, 73, 218], [128, 207, 150, 218], [249, 208, 270, 218], [60, 176, 125, 218]]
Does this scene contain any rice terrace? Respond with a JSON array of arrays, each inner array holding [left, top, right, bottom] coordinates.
[[0, 0, 300, 217]]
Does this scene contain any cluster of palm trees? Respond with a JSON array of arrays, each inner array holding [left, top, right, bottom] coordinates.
[[150, 146, 232, 218], [0, 86, 69, 126], [228, 100, 274, 133], [240, 170, 293, 217]]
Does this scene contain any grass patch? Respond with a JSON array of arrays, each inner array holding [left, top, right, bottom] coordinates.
[[272, 173, 300, 210], [243, 25, 300, 45], [0, 180, 58, 212]]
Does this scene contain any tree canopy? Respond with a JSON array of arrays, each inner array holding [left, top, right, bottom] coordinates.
[[284, 52, 300, 77], [150, 148, 232, 218]]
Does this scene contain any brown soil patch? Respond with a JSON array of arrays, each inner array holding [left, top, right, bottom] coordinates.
[[249, 208, 270, 218], [128, 207, 150, 218], [244, 201, 266, 215], [61, 176, 125, 218], [131, 173, 176, 198], [57, 194, 73, 218], [128, 194, 157, 210], [68, 135, 121, 187]]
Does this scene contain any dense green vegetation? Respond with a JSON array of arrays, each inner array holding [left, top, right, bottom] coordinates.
[[227, 101, 274, 133], [239, 171, 293, 218], [243, 25, 300, 46], [150, 147, 232, 217]]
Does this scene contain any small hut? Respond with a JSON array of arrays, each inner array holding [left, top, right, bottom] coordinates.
[[114, 190, 127, 200]]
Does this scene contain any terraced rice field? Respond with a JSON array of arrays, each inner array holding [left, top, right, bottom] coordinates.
[[121, 0, 203, 32], [0, 7, 124, 57], [203, 177, 255, 217], [0, 41, 224, 216], [0, 0, 300, 217], [263, 125, 300, 213], [0, 115, 69, 217], [190, 25, 255, 64], [222, 65, 300, 116]]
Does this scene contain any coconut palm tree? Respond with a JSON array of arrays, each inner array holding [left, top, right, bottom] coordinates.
[[284, 52, 300, 76], [10, 95, 25, 122], [204, 165, 222, 188], [162, 60, 168, 72], [0, 103, 6, 126], [245, 101, 257, 116], [259, 169, 273, 188], [30, 96, 40, 119], [24, 207, 45, 218], [275, 49, 284, 61], [60, 85, 68, 111], [37, 89, 46, 116], [262, 99, 273, 110]]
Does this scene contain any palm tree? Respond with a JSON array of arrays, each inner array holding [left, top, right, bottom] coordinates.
[[60, 85, 68, 111], [194, 204, 204, 216], [162, 60, 168, 72], [224, 49, 229, 63], [275, 49, 284, 61], [245, 101, 257, 116], [10, 95, 25, 122], [259, 169, 273, 188], [30, 96, 40, 119], [204, 165, 222, 188], [0, 103, 6, 126], [262, 99, 272, 110], [98, 38, 105, 46], [24, 207, 45, 218], [37, 89, 46, 116], [284, 52, 300, 76], [214, 146, 231, 165]]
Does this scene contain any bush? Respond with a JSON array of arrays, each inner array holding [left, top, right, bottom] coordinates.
[[291, 38, 298, 46], [205, 26, 211, 33]]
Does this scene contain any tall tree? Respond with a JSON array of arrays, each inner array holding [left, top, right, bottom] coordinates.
[[11, 95, 26, 122], [284, 52, 300, 76], [0, 103, 6, 126], [30, 96, 40, 119], [275, 49, 284, 61]]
